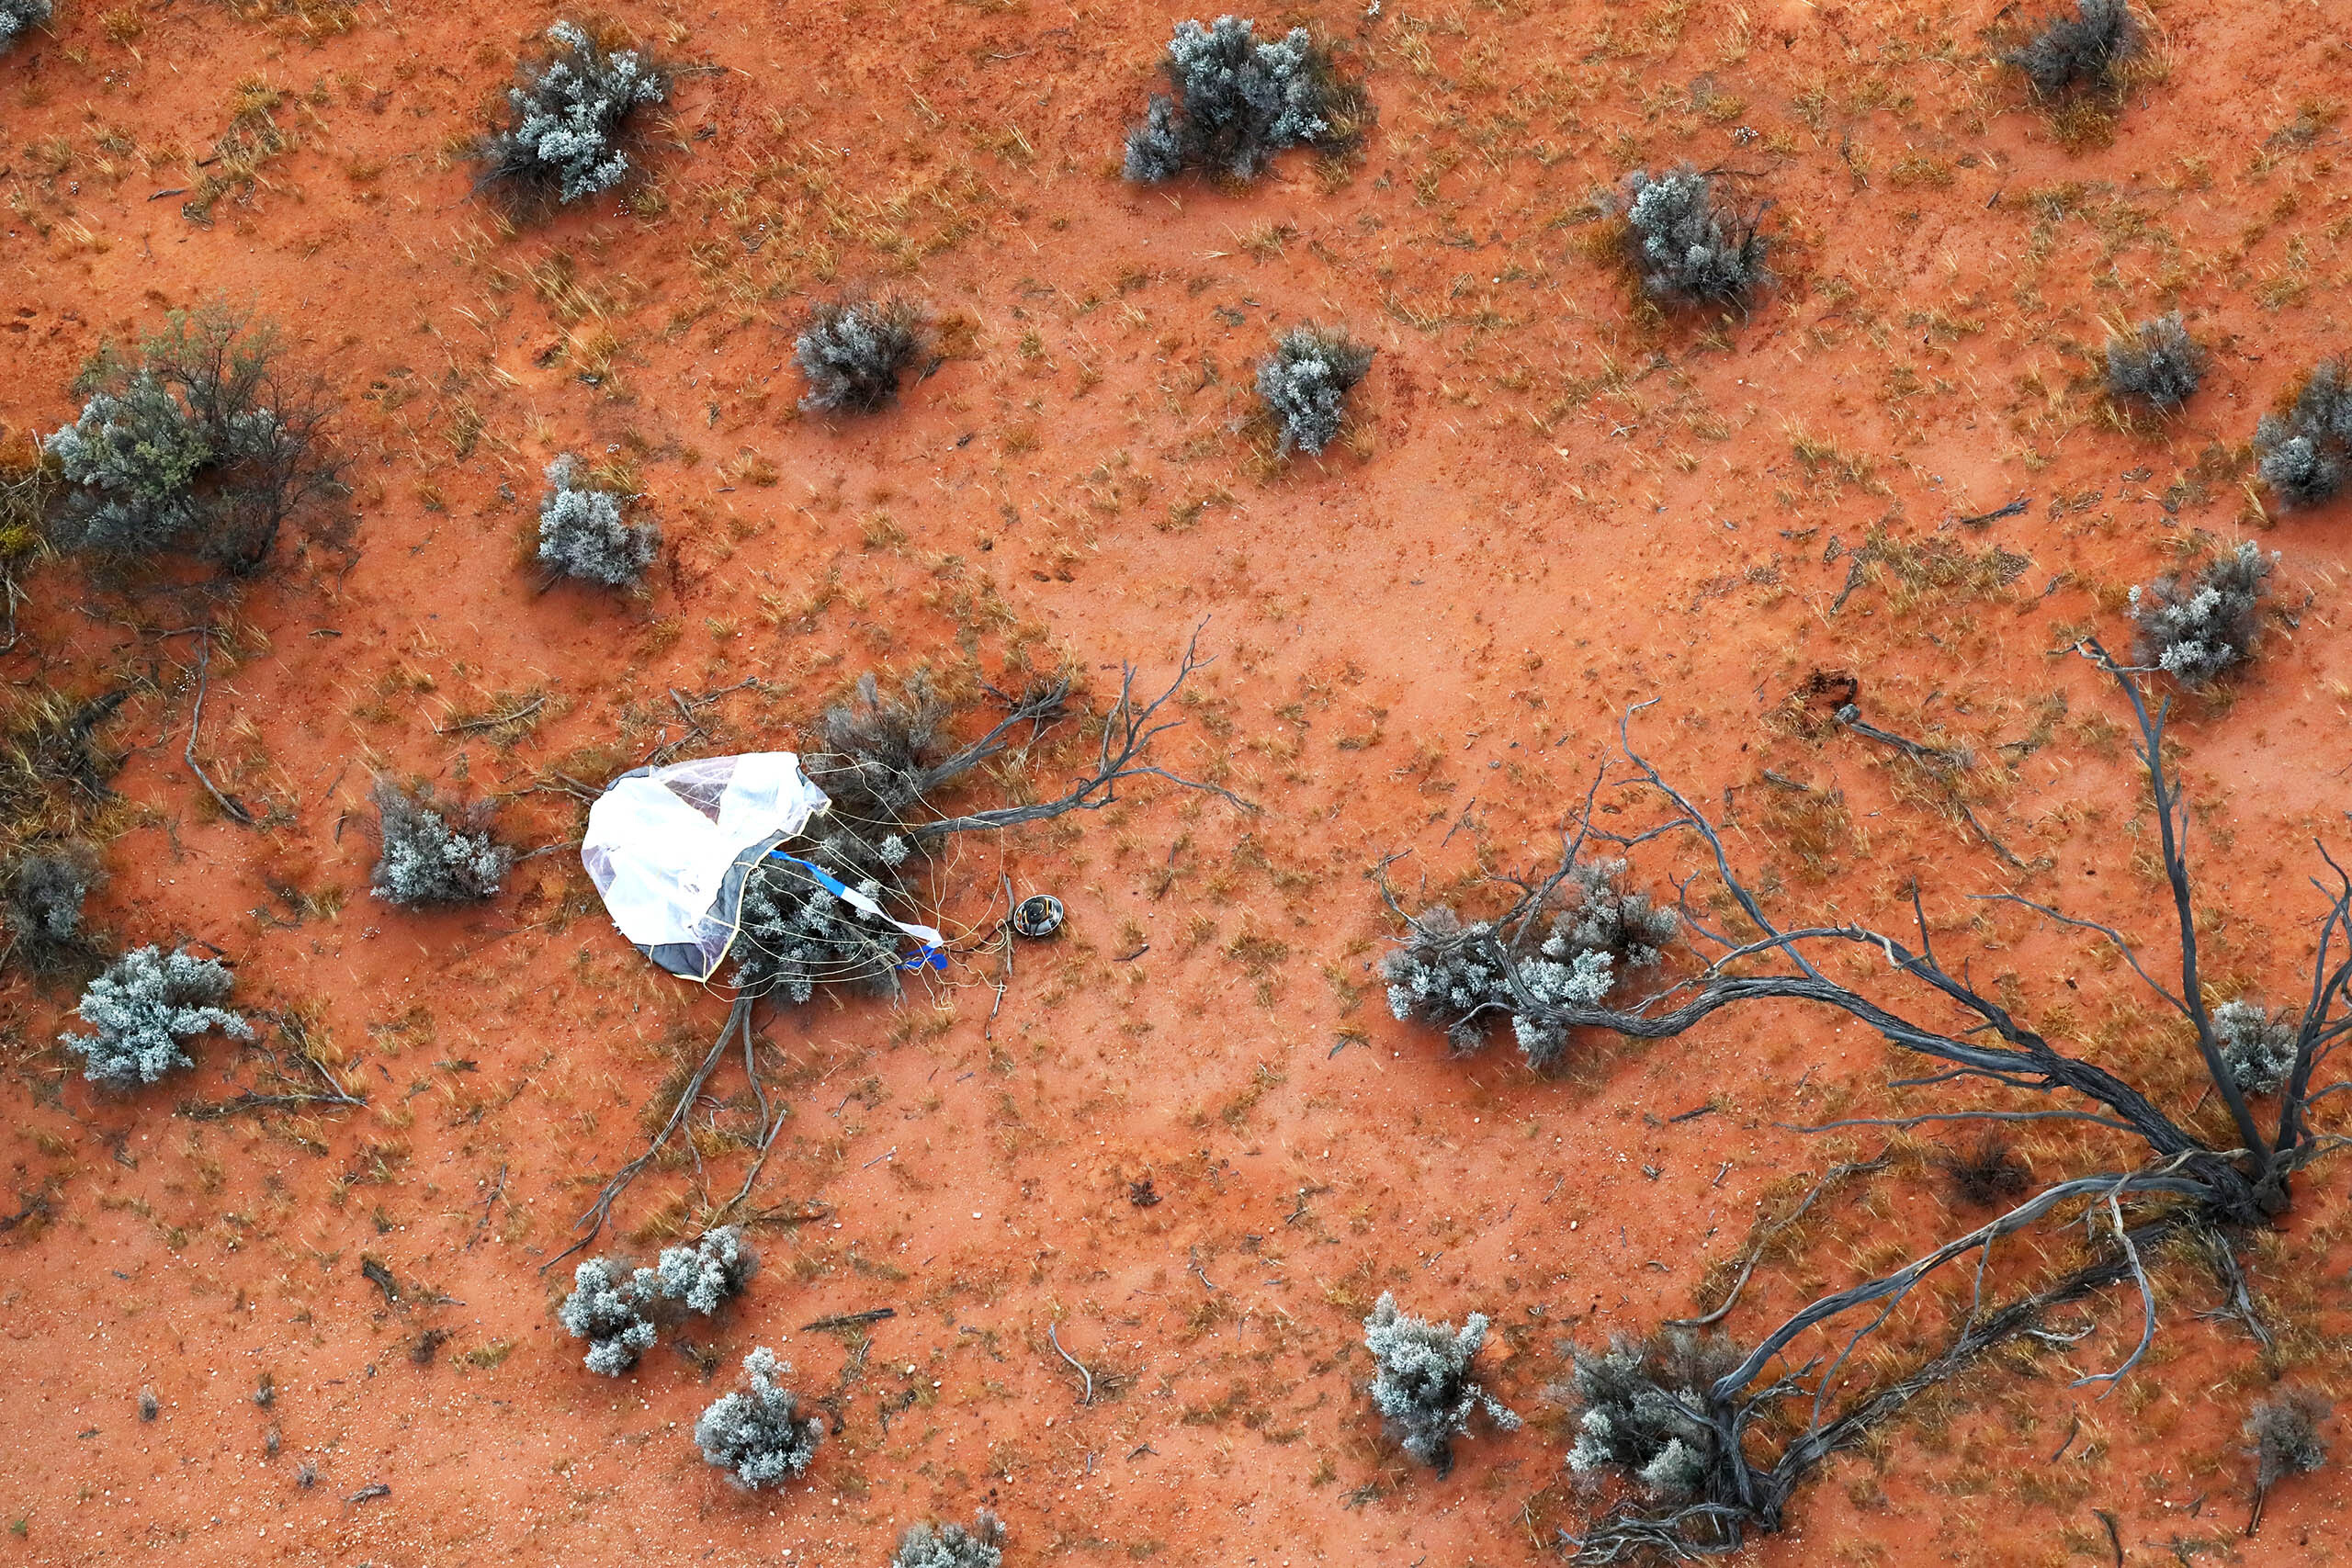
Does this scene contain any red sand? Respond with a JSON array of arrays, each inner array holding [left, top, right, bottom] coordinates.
[[2, 1, 2347, 1564]]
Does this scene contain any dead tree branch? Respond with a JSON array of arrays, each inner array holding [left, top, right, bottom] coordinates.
[[1376, 651, 2349, 1562]]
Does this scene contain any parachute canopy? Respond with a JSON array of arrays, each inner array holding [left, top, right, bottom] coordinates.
[[581, 753, 833, 980]]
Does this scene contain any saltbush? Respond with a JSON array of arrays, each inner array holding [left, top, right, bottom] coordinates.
[[2245, 1387, 2332, 1493], [1123, 17, 1350, 183], [890, 1512, 1004, 1568], [61, 945, 253, 1089], [369, 779, 512, 908], [1564, 1329, 1742, 1502], [652, 1226, 757, 1314], [1384, 858, 1676, 1066], [44, 306, 337, 573], [2217, 998, 2299, 1096], [2127, 542, 2273, 685], [1, 1, 52, 49], [2255, 363, 2352, 507], [795, 297, 928, 414], [1620, 166, 1770, 308], [2004, 0, 2139, 98], [559, 1257, 658, 1375], [2105, 313, 2203, 411], [2, 841, 103, 980], [476, 21, 667, 205], [538, 455, 658, 587], [695, 1347, 823, 1490], [1257, 324, 1373, 457], [1362, 1292, 1520, 1473]]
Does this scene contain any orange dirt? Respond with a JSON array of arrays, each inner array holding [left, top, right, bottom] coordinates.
[[3, 1, 2348, 1565]]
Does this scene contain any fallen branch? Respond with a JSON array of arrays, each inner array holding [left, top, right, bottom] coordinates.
[[802, 1307, 896, 1332], [184, 635, 253, 825], [1048, 1321, 1095, 1405]]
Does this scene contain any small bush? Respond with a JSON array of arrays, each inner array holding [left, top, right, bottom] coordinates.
[[695, 1347, 823, 1490], [1362, 1292, 1520, 1474], [43, 306, 339, 574], [652, 1226, 756, 1314], [558, 1257, 657, 1376], [537, 455, 658, 587], [1933, 1132, 2032, 1207], [2, 842, 104, 981], [795, 296, 928, 414], [2127, 542, 2273, 685], [475, 21, 667, 206], [2245, 1387, 2331, 1493], [1563, 1329, 1742, 1502], [1619, 166, 1770, 308], [2105, 312, 2203, 410], [61, 945, 253, 1089], [368, 779, 511, 908], [2217, 998, 2300, 1095], [2004, 0, 2139, 98], [2, 0, 53, 48], [1256, 324, 1373, 457], [891, 1512, 1004, 1568], [2256, 363, 2352, 507], [1123, 17, 1353, 183], [1384, 858, 1676, 1066]]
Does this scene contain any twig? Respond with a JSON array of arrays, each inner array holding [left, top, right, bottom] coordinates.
[[1047, 1322, 1094, 1405], [433, 696, 544, 736], [1953, 496, 2030, 528], [1189, 1247, 1218, 1292], [185, 635, 254, 825], [801, 1307, 896, 1332], [467, 1163, 507, 1249]]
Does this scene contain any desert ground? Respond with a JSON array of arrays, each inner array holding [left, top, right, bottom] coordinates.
[[2, 1, 2348, 1564]]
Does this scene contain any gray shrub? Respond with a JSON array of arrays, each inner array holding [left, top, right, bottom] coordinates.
[[2216, 999, 2300, 1096], [1384, 858, 1675, 1066], [1621, 165, 1770, 308], [695, 1347, 823, 1490], [2127, 542, 2273, 686], [476, 21, 667, 205], [559, 1257, 658, 1376], [369, 779, 512, 908], [1123, 16, 1345, 183], [2105, 312, 2203, 410], [44, 306, 337, 573], [2245, 1387, 2331, 1493], [890, 1511, 1004, 1568], [3, 841, 103, 980], [62, 945, 253, 1089], [1, 0, 52, 46], [1257, 324, 1373, 457], [796, 296, 927, 414], [537, 455, 658, 587], [2004, 0, 2138, 98], [1362, 1292, 1520, 1474], [2256, 363, 2352, 507], [1563, 1329, 1741, 1503], [652, 1226, 757, 1314]]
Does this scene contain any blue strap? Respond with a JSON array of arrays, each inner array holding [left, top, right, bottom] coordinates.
[[769, 849, 854, 901], [767, 849, 947, 972]]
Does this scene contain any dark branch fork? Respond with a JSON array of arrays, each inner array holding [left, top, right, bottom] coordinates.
[[1385, 645, 2348, 1561]]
